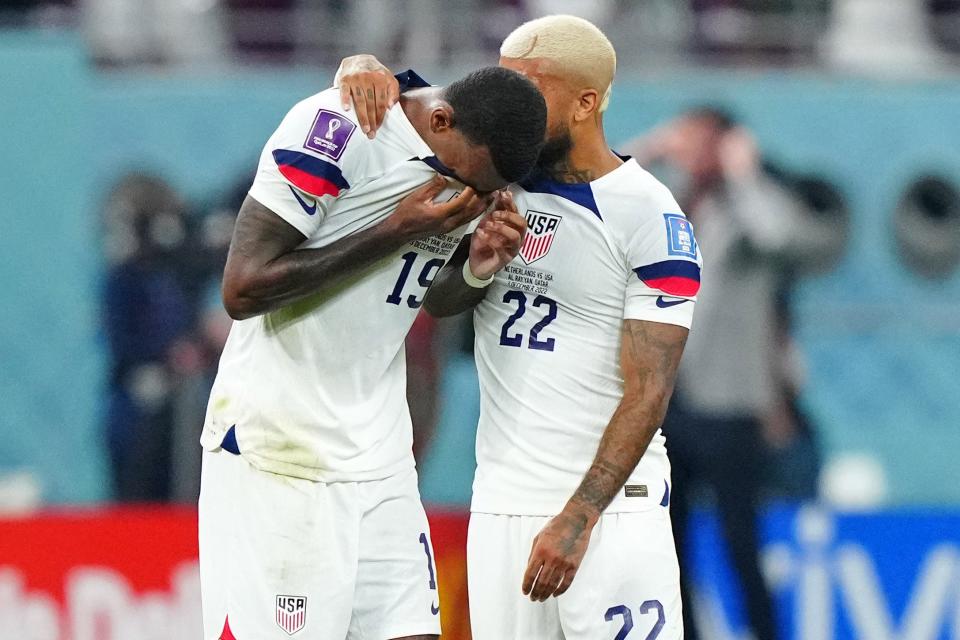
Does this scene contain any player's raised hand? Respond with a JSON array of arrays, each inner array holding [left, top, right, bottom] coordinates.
[[522, 508, 596, 602], [718, 126, 760, 180], [386, 176, 493, 240], [336, 54, 399, 139], [469, 190, 527, 279]]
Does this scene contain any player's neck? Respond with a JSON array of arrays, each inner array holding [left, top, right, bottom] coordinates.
[[542, 127, 622, 184]]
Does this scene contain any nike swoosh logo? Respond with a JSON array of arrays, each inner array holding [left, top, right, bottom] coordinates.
[[656, 296, 689, 308], [431, 602, 440, 616], [288, 185, 317, 215]]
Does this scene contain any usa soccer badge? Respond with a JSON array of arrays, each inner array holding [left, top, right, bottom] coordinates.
[[520, 210, 562, 265], [276, 595, 307, 635]]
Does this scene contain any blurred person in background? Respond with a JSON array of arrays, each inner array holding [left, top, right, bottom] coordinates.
[[168, 178, 248, 503], [760, 171, 843, 500], [167, 280, 233, 503], [101, 173, 196, 502], [627, 107, 825, 640], [406, 311, 442, 463], [763, 286, 821, 499]]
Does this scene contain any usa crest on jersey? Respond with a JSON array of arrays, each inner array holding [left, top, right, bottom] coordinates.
[[519, 210, 562, 265], [276, 595, 307, 635]]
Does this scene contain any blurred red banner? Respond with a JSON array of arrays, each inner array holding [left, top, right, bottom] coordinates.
[[0, 507, 472, 640]]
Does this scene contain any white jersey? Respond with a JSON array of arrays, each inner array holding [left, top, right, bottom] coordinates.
[[201, 77, 470, 483], [471, 159, 702, 515]]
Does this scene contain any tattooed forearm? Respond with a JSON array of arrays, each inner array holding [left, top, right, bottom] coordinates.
[[222, 196, 410, 320], [566, 319, 689, 517], [570, 459, 625, 514]]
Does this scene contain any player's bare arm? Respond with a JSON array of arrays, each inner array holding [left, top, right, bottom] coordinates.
[[423, 190, 527, 317], [522, 319, 689, 602], [337, 54, 399, 137], [222, 176, 490, 319]]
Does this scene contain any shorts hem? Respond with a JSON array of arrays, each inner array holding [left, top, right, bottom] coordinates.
[[378, 620, 442, 639]]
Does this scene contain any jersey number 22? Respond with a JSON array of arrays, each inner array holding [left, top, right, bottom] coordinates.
[[499, 290, 558, 352]]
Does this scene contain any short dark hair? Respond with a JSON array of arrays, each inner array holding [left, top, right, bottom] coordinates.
[[443, 67, 547, 183]]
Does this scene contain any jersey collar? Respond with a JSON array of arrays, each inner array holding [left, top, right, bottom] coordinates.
[[519, 170, 602, 220], [395, 69, 431, 92], [517, 154, 636, 221]]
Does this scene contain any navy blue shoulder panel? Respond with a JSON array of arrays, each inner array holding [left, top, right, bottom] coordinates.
[[395, 69, 431, 92], [519, 172, 602, 221]]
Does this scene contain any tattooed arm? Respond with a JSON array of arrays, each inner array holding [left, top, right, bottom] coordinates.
[[222, 178, 489, 320], [521, 319, 689, 601]]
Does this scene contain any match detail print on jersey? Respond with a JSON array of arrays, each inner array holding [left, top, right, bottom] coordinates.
[[519, 210, 562, 265]]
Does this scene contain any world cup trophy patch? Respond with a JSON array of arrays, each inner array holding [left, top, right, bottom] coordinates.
[[276, 595, 307, 635], [304, 109, 356, 161], [519, 210, 562, 265]]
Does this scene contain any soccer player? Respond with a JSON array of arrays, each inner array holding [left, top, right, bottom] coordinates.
[[198, 67, 546, 640], [336, 15, 702, 640]]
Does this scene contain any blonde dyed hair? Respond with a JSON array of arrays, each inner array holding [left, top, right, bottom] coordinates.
[[500, 14, 616, 112]]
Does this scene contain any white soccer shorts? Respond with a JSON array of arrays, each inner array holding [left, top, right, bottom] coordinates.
[[467, 508, 683, 640], [199, 449, 441, 639]]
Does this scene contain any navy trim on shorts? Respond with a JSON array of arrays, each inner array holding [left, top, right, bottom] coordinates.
[[221, 425, 240, 455]]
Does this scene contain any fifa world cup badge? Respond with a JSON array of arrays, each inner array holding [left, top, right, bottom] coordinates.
[[304, 109, 356, 160]]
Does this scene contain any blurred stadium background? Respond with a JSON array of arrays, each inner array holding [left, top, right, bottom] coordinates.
[[2, 1, 960, 638]]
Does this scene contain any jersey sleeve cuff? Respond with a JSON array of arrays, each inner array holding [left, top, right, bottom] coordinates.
[[623, 295, 695, 329], [248, 182, 320, 238]]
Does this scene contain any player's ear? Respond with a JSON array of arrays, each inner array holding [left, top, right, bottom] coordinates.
[[429, 104, 455, 134], [573, 89, 600, 122]]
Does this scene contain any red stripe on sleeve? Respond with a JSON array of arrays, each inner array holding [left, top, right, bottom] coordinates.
[[642, 276, 700, 297], [278, 164, 342, 198]]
